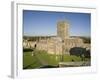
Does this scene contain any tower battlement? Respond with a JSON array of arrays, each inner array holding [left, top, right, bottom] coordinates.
[[57, 21, 69, 40]]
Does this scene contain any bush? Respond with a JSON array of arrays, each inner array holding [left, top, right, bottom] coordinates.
[[23, 48, 33, 52]]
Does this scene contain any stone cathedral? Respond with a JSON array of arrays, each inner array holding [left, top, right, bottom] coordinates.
[[23, 21, 90, 55]]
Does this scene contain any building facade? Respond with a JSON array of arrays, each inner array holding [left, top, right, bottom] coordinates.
[[23, 21, 90, 55]]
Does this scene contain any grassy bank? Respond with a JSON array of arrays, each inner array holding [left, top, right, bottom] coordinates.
[[23, 50, 85, 69]]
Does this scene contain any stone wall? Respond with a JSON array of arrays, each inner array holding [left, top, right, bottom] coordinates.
[[57, 21, 69, 39], [23, 37, 90, 55], [36, 37, 62, 55]]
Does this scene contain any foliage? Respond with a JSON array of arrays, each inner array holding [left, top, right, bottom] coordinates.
[[23, 48, 33, 52]]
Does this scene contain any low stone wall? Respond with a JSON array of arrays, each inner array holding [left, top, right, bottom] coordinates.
[[59, 61, 90, 67]]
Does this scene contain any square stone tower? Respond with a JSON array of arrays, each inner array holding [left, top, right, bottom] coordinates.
[[57, 21, 69, 40]]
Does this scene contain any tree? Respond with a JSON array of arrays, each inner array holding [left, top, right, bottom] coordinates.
[[69, 47, 86, 61]]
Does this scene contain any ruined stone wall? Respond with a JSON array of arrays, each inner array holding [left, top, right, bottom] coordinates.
[[64, 38, 84, 54], [23, 40, 37, 48], [47, 38, 62, 54], [36, 39, 48, 51], [23, 37, 90, 55], [36, 38, 62, 55]]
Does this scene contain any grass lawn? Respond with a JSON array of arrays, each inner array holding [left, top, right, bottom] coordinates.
[[23, 52, 42, 69], [23, 50, 85, 69]]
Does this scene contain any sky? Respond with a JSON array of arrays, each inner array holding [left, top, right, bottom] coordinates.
[[23, 10, 91, 37]]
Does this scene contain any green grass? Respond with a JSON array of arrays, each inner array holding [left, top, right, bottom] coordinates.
[[23, 52, 41, 69], [63, 54, 81, 61], [23, 50, 84, 69], [35, 51, 58, 64]]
